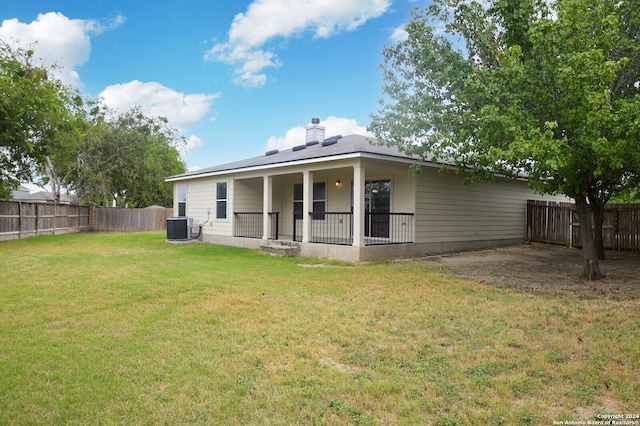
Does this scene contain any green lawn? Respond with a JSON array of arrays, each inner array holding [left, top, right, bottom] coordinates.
[[0, 232, 638, 425]]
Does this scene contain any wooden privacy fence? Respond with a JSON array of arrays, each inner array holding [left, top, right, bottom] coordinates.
[[0, 200, 91, 241], [527, 200, 640, 251], [93, 207, 173, 231], [0, 200, 173, 241]]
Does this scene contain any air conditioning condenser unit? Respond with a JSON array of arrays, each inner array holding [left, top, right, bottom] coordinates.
[[166, 217, 193, 240]]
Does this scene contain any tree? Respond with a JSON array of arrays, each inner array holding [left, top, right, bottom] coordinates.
[[62, 104, 186, 207], [370, 0, 640, 280], [36, 89, 87, 203], [105, 106, 187, 207], [0, 42, 76, 198], [1, 42, 186, 206]]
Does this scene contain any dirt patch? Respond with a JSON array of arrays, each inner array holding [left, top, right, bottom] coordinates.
[[411, 244, 640, 298]]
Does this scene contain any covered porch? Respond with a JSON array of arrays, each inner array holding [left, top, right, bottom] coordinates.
[[231, 162, 415, 250]]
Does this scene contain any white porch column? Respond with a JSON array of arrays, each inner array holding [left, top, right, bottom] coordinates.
[[262, 175, 273, 240], [302, 171, 313, 243], [353, 164, 365, 247]]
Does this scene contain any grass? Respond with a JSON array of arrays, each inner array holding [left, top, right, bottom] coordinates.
[[0, 232, 638, 425]]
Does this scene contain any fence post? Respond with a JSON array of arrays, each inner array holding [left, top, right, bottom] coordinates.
[[35, 203, 39, 236], [526, 201, 532, 242], [615, 208, 619, 251], [18, 202, 22, 239], [89, 205, 96, 230]]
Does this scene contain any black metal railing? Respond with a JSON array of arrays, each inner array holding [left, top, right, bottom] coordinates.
[[234, 212, 279, 239], [293, 213, 303, 242], [310, 212, 353, 245], [292, 211, 414, 246], [365, 212, 414, 245]]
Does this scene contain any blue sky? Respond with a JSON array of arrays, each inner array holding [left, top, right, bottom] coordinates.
[[0, 0, 426, 173]]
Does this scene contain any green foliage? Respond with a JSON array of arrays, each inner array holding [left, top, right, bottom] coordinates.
[[0, 42, 76, 198], [0, 42, 185, 206], [63, 103, 186, 207], [610, 186, 640, 204], [372, 0, 640, 201]]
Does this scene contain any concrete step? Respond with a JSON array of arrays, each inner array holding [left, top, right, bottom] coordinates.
[[260, 241, 300, 257]]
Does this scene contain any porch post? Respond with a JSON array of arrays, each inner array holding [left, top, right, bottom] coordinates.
[[262, 175, 273, 240], [302, 171, 313, 243], [353, 164, 365, 247]]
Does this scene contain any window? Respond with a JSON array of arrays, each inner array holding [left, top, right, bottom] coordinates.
[[312, 181, 326, 220], [365, 180, 391, 213], [177, 184, 187, 216], [293, 181, 325, 220], [293, 183, 303, 220], [216, 182, 227, 219]]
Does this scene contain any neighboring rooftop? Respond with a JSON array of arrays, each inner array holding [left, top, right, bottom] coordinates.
[[12, 191, 78, 204]]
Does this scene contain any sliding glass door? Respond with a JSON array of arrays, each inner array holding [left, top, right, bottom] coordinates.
[[365, 179, 390, 238]]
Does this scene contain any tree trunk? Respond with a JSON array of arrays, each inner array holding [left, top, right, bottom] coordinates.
[[574, 196, 603, 280], [45, 155, 61, 203], [592, 207, 606, 260]]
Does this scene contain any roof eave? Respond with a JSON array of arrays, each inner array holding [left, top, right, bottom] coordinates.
[[165, 151, 433, 182]]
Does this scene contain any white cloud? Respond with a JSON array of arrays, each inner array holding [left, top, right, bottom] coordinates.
[[265, 126, 306, 152], [99, 80, 219, 132], [265, 116, 372, 151], [205, 0, 391, 87], [0, 12, 124, 87], [180, 134, 204, 155], [391, 24, 408, 43]]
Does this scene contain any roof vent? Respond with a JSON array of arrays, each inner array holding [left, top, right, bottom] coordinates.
[[311, 118, 320, 124], [266, 149, 279, 156], [306, 140, 319, 146], [292, 144, 307, 151], [322, 137, 338, 147]]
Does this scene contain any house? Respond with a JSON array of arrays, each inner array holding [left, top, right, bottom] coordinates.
[[11, 185, 30, 200], [12, 191, 78, 204], [165, 119, 566, 262]]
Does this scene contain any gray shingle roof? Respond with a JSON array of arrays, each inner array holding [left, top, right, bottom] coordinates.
[[13, 191, 78, 203], [167, 134, 418, 181]]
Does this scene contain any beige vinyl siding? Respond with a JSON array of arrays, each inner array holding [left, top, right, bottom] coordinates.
[[272, 176, 285, 213], [172, 183, 179, 217], [415, 167, 560, 244], [184, 176, 233, 237], [234, 177, 262, 212], [388, 169, 416, 214]]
